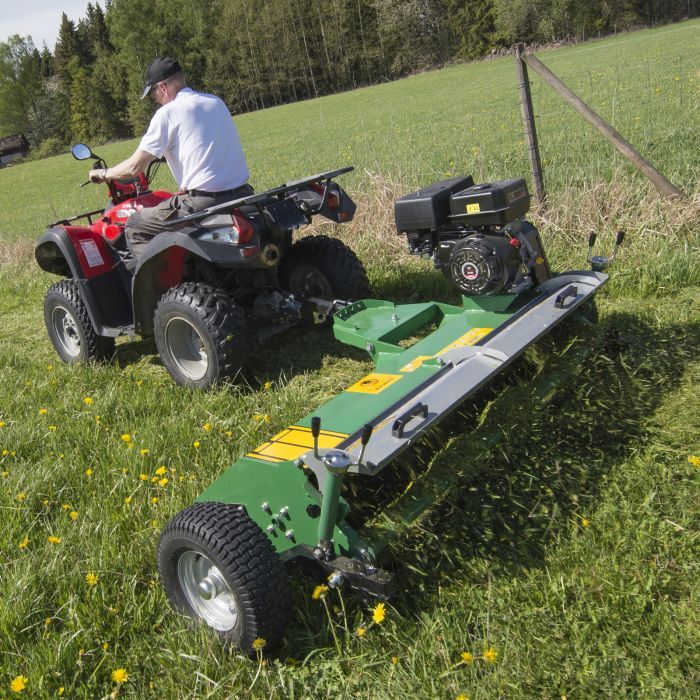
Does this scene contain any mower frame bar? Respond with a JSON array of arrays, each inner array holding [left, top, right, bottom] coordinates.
[[301, 271, 606, 483]]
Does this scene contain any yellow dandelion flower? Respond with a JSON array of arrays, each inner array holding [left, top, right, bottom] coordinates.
[[48, 425, 56, 431], [17, 492, 26, 502], [139, 448, 149, 456], [0, 420, 5, 427], [18, 537, 29, 550], [225, 430, 233, 437], [202, 423, 212, 432], [39, 408, 47, 415], [252, 637, 266, 652], [151, 476, 157, 483], [264, 381, 272, 390], [83, 397, 93, 406], [58, 687, 64, 696], [372, 602, 386, 624], [103, 642, 109, 651], [312, 584, 329, 600], [85, 468, 93, 477], [139, 474, 149, 481], [124, 496, 132, 505], [357, 627, 366, 638], [69, 511, 78, 521], [120, 434, 132, 443], [193, 441, 201, 449], [10, 675, 28, 693], [2, 471, 8, 477], [86, 572, 99, 587], [122, 468, 128, 474], [47, 536, 61, 544], [157, 478, 169, 487], [391, 655, 398, 665], [254, 414, 263, 421], [456, 695, 470, 700], [482, 646, 498, 664], [151, 497, 158, 505], [461, 651, 474, 664], [62, 503, 70, 510], [2, 449, 9, 456], [688, 455, 700, 467], [155, 466, 167, 476], [581, 518, 591, 528], [111, 668, 128, 684], [44, 617, 52, 626]]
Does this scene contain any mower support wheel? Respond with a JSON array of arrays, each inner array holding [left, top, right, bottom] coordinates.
[[44, 280, 115, 363], [157, 502, 290, 651], [154, 283, 251, 389]]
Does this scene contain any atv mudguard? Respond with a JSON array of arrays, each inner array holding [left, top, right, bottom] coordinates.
[[131, 227, 264, 337], [35, 226, 133, 336]]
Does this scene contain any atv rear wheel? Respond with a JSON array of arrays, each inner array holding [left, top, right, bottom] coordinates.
[[154, 283, 251, 390], [157, 502, 290, 651], [279, 235, 370, 303], [44, 280, 115, 363]]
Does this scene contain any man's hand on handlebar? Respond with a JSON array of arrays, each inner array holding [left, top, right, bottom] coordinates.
[[88, 168, 109, 183]]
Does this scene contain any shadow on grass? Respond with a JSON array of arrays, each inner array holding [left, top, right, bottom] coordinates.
[[280, 311, 699, 655], [112, 325, 368, 387]]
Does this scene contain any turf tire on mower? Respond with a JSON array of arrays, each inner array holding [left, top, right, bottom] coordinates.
[[154, 282, 251, 390], [44, 280, 115, 363], [157, 502, 290, 651], [279, 235, 370, 311]]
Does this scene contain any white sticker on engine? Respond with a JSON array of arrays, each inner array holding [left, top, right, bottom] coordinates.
[[79, 239, 105, 268]]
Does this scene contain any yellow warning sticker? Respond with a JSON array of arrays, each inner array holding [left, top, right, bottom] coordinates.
[[400, 355, 434, 373], [466, 203, 481, 214], [346, 373, 403, 394], [248, 425, 348, 463], [439, 327, 493, 354]]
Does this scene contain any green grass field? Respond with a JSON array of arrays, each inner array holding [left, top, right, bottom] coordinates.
[[0, 20, 699, 699]]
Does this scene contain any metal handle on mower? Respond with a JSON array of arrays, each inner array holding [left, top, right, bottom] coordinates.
[[554, 285, 578, 309], [392, 402, 429, 438]]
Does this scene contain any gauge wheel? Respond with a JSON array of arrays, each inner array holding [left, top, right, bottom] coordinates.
[[157, 502, 290, 651], [44, 280, 115, 363], [154, 283, 251, 389]]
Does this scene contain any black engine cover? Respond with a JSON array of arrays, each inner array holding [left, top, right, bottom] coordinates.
[[447, 235, 521, 296]]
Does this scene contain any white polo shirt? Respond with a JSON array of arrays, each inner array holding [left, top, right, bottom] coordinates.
[[139, 87, 249, 192]]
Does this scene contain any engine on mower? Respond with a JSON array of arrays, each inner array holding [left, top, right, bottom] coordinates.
[[395, 176, 551, 295]]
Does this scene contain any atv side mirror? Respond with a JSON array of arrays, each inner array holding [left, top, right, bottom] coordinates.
[[71, 143, 93, 160]]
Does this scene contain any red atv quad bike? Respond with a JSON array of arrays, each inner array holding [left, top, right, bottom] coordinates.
[[35, 144, 369, 389]]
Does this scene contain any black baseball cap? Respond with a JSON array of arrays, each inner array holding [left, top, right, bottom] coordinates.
[[141, 57, 182, 99]]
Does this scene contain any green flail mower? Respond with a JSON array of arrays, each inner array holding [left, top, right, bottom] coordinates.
[[156, 175, 624, 650]]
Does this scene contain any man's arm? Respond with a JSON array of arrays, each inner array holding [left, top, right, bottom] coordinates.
[[88, 148, 156, 182]]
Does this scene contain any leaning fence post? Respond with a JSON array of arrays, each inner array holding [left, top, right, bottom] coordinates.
[[522, 51, 684, 200], [514, 43, 546, 202]]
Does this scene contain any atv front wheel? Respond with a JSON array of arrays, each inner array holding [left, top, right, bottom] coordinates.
[[154, 283, 251, 390], [279, 235, 370, 302], [44, 280, 115, 363], [157, 502, 290, 650]]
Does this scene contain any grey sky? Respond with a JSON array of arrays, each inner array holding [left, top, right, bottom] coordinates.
[[0, 0, 94, 51]]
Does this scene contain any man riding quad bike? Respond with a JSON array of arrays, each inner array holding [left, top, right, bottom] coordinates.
[[35, 144, 369, 389]]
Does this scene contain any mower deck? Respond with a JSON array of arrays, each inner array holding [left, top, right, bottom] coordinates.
[[196, 270, 607, 590]]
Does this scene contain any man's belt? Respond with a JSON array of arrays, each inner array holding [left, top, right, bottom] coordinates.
[[187, 185, 251, 198]]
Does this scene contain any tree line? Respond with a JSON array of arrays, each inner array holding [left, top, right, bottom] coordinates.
[[0, 0, 697, 156]]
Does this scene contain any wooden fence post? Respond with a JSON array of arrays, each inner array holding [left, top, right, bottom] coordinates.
[[514, 44, 546, 202], [522, 51, 684, 200]]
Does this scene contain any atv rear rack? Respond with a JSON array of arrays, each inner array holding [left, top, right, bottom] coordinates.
[[195, 270, 606, 595]]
